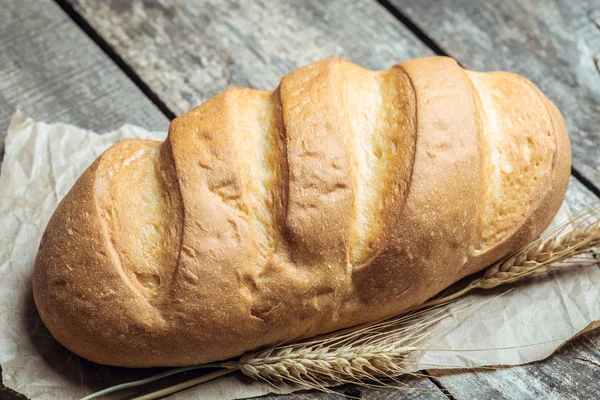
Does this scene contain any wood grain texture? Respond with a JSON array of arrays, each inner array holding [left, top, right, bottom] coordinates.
[[256, 376, 450, 400], [67, 0, 434, 115], [387, 0, 600, 191], [0, 378, 27, 400], [0, 0, 169, 162], [429, 328, 600, 400], [0, 0, 169, 398]]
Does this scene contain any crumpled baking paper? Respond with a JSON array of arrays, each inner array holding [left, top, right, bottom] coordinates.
[[0, 113, 599, 399]]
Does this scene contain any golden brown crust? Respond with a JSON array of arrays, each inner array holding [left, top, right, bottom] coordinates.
[[32, 56, 571, 367], [348, 57, 482, 320]]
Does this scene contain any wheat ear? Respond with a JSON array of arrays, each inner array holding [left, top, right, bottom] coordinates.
[[222, 305, 454, 390], [82, 204, 600, 399]]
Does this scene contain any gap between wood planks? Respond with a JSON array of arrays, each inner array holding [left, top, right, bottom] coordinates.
[[421, 371, 457, 400], [53, 0, 176, 120], [50, 0, 600, 399]]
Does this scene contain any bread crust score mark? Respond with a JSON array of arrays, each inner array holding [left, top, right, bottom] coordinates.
[[32, 56, 571, 367]]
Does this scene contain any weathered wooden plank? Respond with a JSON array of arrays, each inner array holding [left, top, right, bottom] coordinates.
[[387, 0, 600, 191], [429, 328, 600, 400], [0, 0, 171, 398], [67, 0, 434, 115], [0, 383, 26, 400], [0, 0, 169, 162], [259, 376, 450, 400]]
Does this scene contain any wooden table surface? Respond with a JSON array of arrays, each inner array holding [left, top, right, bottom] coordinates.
[[1, 0, 599, 399]]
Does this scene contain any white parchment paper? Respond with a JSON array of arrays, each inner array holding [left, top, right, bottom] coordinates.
[[1, 113, 599, 399]]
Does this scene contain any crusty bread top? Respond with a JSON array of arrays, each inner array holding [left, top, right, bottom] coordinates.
[[33, 56, 570, 367]]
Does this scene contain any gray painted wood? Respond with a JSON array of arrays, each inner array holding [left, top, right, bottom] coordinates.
[[429, 328, 600, 400], [256, 376, 449, 400], [0, 384, 27, 400], [388, 0, 600, 191], [0, 0, 170, 398], [0, 0, 169, 163], [67, 0, 434, 115]]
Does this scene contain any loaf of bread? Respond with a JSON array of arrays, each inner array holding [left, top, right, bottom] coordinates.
[[33, 56, 571, 367]]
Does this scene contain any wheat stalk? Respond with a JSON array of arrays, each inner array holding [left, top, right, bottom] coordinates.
[[83, 204, 600, 399], [223, 304, 455, 390]]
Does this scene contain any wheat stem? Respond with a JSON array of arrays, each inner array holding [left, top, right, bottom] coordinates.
[[78, 364, 220, 400], [130, 368, 235, 400]]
